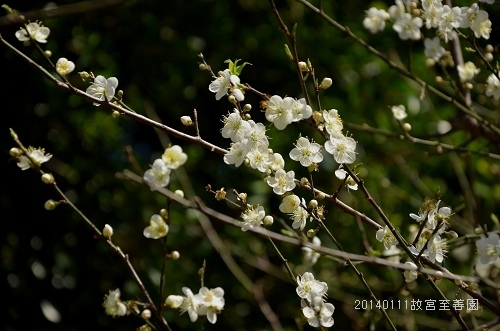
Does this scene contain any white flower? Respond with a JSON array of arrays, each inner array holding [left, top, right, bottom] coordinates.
[[471, 11, 491, 39], [289, 137, 323, 167], [266, 169, 296, 195], [421, 0, 443, 11], [296, 272, 328, 302], [265, 95, 294, 130], [197, 287, 225, 324], [246, 120, 269, 148], [291, 98, 313, 122], [376, 226, 398, 250], [143, 214, 169, 239], [457, 62, 480, 82], [393, 13, 423, 40], [103, 289, 127, 317], [16, 147, 52, 170], [424, 37, 445, 62], [209, 69, 240, 100], [485, 73, 500, 100], [322, 109, 343, 137], [55, 58, 75, 76], [410, 209, 428, 222], [291, 206, 310, 231], [180, 287, 201, 322], [247, 145, 271, 172], [15, 22, 50, 43], [86, 75, 118, 106], [363, 7, 390, 33], [476, 233, 500, 265], [425, 234, 447, 263], [241, 205, 266, 231], [438, 5, 462, 42], [163, 145, 187, 169], [388, 0, 407, 20], [143, 159, 171, 190], [279, 194, 301, 213], [302, 236, 322, 268], [426, 200, 451, 230], [403, 262, 418, 282], [221, 110, 251, 142], [383, 245, 401, 263], [165, 295, 184, 308], [324, 134, 357, 164], [269, 152, 285, 171], [302, 296, 335, 328], [223, 141, 250, 167], [391, 104, 407, 120], [334, 168, 358, 190], [421, 5, 444, 29], [479, 0, 495, 4]]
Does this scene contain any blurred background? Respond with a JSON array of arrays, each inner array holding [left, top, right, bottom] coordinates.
[[1, 0, 500, 330]]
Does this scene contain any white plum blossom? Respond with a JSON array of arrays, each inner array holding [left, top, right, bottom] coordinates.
[[221, 110, 251, 142], [421, 5, 444, 29], [391, 104, 407, 120], [388, 0, 407, 20], [421, 0, 443, 11], [363, 7, 390, 34], [247, 145, 271, 172], [269, 152, 285, 171], [426, 200, 451, 230], [302, 296, 335, 328], [290, 206, 310, 231], [240, 205, 266, 231], [289, 137, 323, 167], [322, 109, 343, 137], [279, 194, 301, 213], [425, 234, 448, 263], [86, 75, 119, 106], [16, 147, 52, 170], [265, 95, 294, 130], [410, 209, 428, 223], [223, 141, 250, 167], [246, 121, 269, 148], [266, 169, 296, 195], [163, 145, 187, 169], [143, 158, 171, 190], [334, 167, 358, 190], [179, 287, 201, 322], [476, 233, 500, 265], [479, 0, 495, 4], [324, 134, 357, 164], [393, 13, 423, 40], [291, 98, 313, 122], [143, 214, 169, 239], [103, 289, 127, 317], [471, 11, 492, 39], [424, 37, 445, 61], [296, 272, 328, 302], [457, 62, 480, 82], [438, 5, 462, 42], [197, 287, 225, 324], [302, 236, 322, 268], [209, 69, 241, 100], [376, 226, 398, 249], [55, 58, 75, 76], [485, 73, 500, 100], [15, 22, 50, 43], [403, 262, 418, 282]]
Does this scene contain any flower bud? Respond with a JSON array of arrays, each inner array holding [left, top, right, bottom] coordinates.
[[174, 189, 185, 198], [434, 271, 443, 280], [228, 95, 236, 104], [199, 63, 207, 70], [41, 173, 54, 184], [298, 61, 308, 71], [44, 199, 59, 210], [319, 77, 332, 89], [10, 147, 22, 157], [79, 71, 91, 81], [180, 116, 193, 126], [263, 215, 274, 226], [316, 192, 326, 200], [308, 199, 318, 209], [44, 50, 52, 58], [300, 177, 309, 186], [141, 309, 151, 320], [307, 229, 318, 237], [170, 251, 180, 260], [402, 123, 412, 132], [243, 104, 252, 112], [244, 113, 251, 120], [485, 44, 494, 53], [468, 282, 479, 291], [485, 52, 494, 62], [116, 90, 123, 99], [160, 209, 168, 219], [165, 295, 183, 308], [103, 224, 114, 239], [112, 111, 120, 118]]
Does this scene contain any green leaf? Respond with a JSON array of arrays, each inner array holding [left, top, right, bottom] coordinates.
[[224, 58, 251, 76]]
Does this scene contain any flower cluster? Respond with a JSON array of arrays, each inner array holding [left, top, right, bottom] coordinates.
[[279, 194, 311, 231], [296, 272, 334, 328], [143, 145, 187, 190], [165, 286, 225, 324], [264, 95, 312, 130], [320, 109, 357, 164]]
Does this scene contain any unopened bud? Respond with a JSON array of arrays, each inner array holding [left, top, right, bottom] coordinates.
[[141, 309, 151, 320], [199, 63, 207, 70], [170, 250, 180, 260], [103, 224, 114, 239], [44, 199, 59, 210], [79, 71, 90, 81], [112, 111, 120, 118], [116, 90, 123, 99], [10, 147, 22, 157], [308, 199, 318, 209], [228, 95, 236, 104], [298, 61, 308, 71], [468, 282, 479, 291], [425, 58, 435, 67], [434, 271, 443, 280], [300, 177, 309, 186], [180, 116, 193, 126], [243, 104, 252, 112], [44, 50, 52, 58], [41, 173, 54, 184], [316, 192, 326, 200], [244, 113, 251, 120], [485, 44, 494, 53], [319, 77, 332, 89], [485, 52, 494, 62], [174, 190, 185, 198], [307, 229, 318, 237], [263, 215, 274, 226], [402, 123, 412, 132], [165, 295, 184, 308], [160, 209, 168, 219]]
